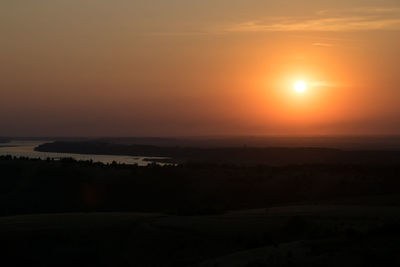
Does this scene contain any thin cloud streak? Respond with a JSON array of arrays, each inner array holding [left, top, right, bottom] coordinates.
[[317, 7, 400, 16], [228, 17, 400, 32], [227, 7, 400, 32], [312, 43, 334, 47]]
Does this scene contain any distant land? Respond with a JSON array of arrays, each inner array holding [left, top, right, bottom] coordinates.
[[35, 140, 400, 165], [101, 136, 400, 150], [2, 135, 400, 149]]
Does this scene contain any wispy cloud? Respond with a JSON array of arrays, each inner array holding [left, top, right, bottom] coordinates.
[[227, 7, 400, 32], [146, 31, 211, 36], [312, 43, 333, 47]]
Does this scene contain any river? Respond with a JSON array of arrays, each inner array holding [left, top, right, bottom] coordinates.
[[0, 141, 167, 166]]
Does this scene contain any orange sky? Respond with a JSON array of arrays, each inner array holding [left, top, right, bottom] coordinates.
[[1, 0, 400, 136]]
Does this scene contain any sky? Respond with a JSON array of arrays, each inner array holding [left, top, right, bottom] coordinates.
[[1, 0, 400, 137]]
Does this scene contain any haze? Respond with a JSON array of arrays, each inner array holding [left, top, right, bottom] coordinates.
[[2, 0, 400, 137]]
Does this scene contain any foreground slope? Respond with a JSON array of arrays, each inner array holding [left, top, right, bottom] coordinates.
[[2, 201, 400, 266]]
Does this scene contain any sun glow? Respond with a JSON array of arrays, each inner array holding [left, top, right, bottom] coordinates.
[[294, 81, 307, 93]]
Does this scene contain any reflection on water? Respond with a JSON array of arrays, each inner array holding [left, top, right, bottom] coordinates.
[[0, 141, 166, 166]]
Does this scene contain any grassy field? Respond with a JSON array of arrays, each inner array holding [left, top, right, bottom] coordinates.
[[2, 195, 400, 266]]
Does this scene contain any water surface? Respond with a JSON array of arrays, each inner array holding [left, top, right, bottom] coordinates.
[[0, 141, 165, 166]]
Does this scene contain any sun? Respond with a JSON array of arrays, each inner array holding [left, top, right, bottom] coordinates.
[[294, 81, 307, 93]]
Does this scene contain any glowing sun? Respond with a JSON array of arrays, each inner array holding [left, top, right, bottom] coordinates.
[[294, 81, 307, 93]]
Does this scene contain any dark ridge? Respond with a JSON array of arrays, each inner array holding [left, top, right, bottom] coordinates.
[[2, 156, 400, 217], [0, 138, 10, 143]]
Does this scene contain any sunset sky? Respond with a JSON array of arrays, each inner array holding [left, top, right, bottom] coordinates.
[[2, 0, 400, 136]]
